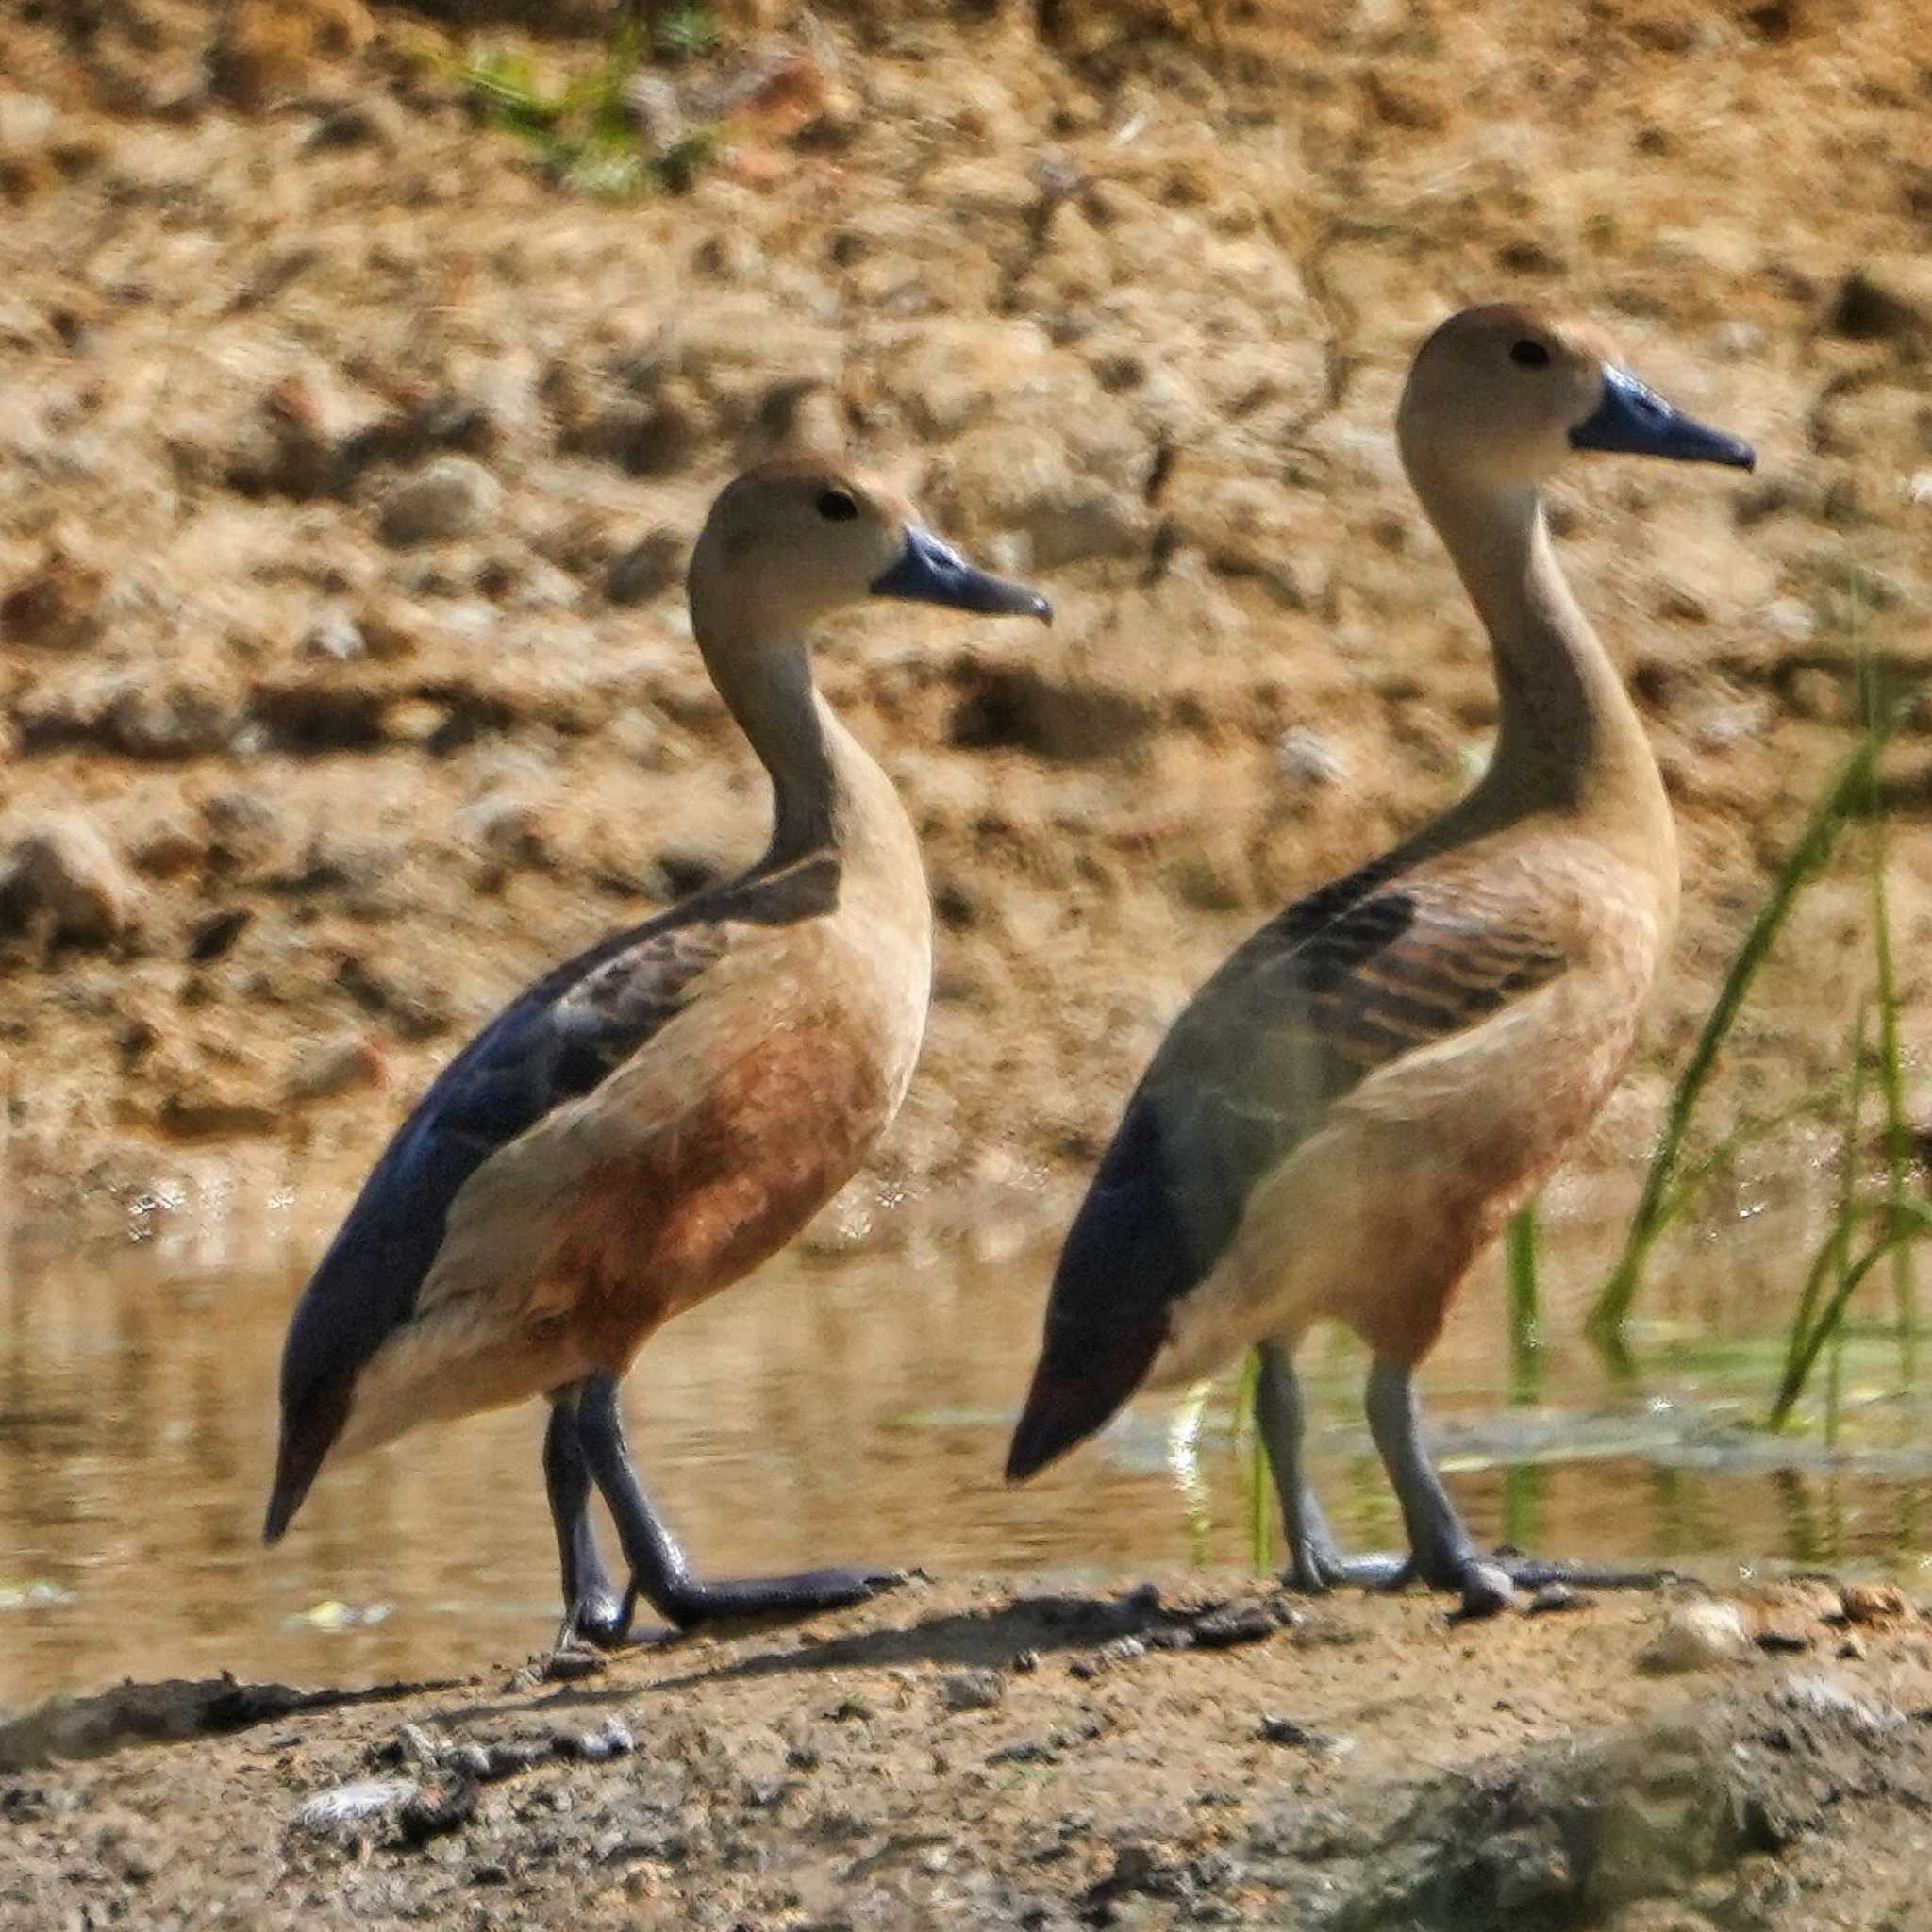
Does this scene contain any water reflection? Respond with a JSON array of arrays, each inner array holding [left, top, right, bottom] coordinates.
[[1, 1168, 1926, 1708]]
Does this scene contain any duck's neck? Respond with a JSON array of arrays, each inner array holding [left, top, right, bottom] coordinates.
[[700, 632, 915, 876], [1411, 467, 1674, 866]]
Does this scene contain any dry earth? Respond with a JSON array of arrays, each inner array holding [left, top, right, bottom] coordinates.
[[7, 1574, 1932, 1930], [0, 0, 1928, 1243], [2, 8, 1932, 1922]]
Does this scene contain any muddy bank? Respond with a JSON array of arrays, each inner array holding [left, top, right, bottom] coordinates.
[[1, 1, 1929, 1239], [5, 1576, 1932, 1928]]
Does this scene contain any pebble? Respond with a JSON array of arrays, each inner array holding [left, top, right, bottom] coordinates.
[[1256, 1714, 1348, 1752], [1274, 727, 1348, 789], [1526, 1583, 1585, 1615], [1190, 1601, 1279, 1649], [1840, 1582, 1909, 1626], [2, 814, 140, 945], [607, 528, 686, 606], [560, 1717, 635, 1763], [1774, 1673, 1904, 1735], [939, 1669, 1006, 1712], [1829, 260, 1932, 343], [291, 1777, 420, 1838], [1, 549, 106, 651], [1637, 1600, 1753, 1674], [378, 457, 502, 546], [286, 1031, 387, 1104], [303, 95, 405, 154], [300, 608, 367, 662]]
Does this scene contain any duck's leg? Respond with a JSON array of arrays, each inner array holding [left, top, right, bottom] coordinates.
[[1363, 1356, 1659, 1618], [1256, 1341, 1406, 1592], [542, 1384, 628, 1651], [575, 1372, 902, 1634]]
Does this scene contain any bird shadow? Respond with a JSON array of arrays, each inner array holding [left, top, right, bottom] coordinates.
[[643, 1585, 1211, 1695]]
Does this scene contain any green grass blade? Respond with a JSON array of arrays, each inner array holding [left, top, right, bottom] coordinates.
[[1236, 1349, 1273, 1574], [1768, 1205, 1932, 1426], [1504, 1199, 1541, 1402], [1589, 719, 1897, 1346], [1867, 778, 1917, 1383]]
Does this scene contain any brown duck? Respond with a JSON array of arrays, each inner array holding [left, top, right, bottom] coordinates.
[[266, 458, 1050, 1645], [1007, 305, 1754, 1617]]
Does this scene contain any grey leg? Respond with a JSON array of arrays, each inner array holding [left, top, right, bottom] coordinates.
[[575, 1372, 903, 1635], [1257, 1341, 1406, 1592], [543, 1385, 626, 1650], [1363, 1356, 1660, 1618]]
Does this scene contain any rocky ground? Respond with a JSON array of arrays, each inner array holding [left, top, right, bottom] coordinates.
[[1, 0, 1928, 1241], [7, 1574, 1932, 1930]]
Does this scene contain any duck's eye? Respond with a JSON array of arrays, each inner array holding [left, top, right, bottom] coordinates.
[[816, 489, 859, 522], [1509, 340, 1552, 370]]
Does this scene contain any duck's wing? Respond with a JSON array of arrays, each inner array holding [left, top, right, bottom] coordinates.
[[266, 859, 836, 1541], [1006, 858, 1568, 1479]]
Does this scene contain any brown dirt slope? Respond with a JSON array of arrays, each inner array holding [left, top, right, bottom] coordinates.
[[0, 0, 1927, 1233]]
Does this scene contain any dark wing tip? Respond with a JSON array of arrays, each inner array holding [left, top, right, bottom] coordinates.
[[1005, 1315, 1168, 1484], [262, 1369, 353, 1546]]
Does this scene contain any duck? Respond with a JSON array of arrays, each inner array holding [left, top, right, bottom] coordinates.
[[1005, 305, 1753, 1617], [265, 457, 1050, 1646]]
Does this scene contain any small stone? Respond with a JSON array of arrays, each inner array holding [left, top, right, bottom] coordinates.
[[300, 608, 366, 662], [1774, 1672, 1904, 1733], [286, 1031, 387, 1104], [1837, 1635, 1868, 1660], [539, 1649, 607, 1686], [130, 813, 206, 878], [1257, 1714, 1346, 1752], [3, 814, 139, 945], [303, 96, 404, 153], [378, 457, 503, 547], [1527, 1584, 1585, 1615], [562, 1717, 635, 1762], [1274, 727, 1347, 789], [1, 549, 107, 651], [1096, 1635, 1147, 1667], [1840, 1582, 1909, 1625], [1191, 1601, 1279, 1649], [1829, 261, 1932, 343], [457, 792, 550, 870], [1010, 1649, 1041, 1674], [202, 790, 288, 870], [1637, 1600, 1753, 1674], [290, 1777, 420, 1838], [397, 1780, 477, 1845], [939, 1669, 1006, 1712]]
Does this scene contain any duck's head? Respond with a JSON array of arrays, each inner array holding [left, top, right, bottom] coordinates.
[[690, 458, 1052, 643], [1396, 303, 1755, 492]]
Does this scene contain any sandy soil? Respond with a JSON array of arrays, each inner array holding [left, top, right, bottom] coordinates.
[[6, 1574, 1932, 1929], [0, 0, 1928, 1243], [3, 7, 1932, 1923]]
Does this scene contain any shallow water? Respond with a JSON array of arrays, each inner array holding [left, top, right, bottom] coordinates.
[[2, 1167, 1927, 1709]]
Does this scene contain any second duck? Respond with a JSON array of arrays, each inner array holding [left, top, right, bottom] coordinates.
[[1007, 304, 1754, 1617]]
